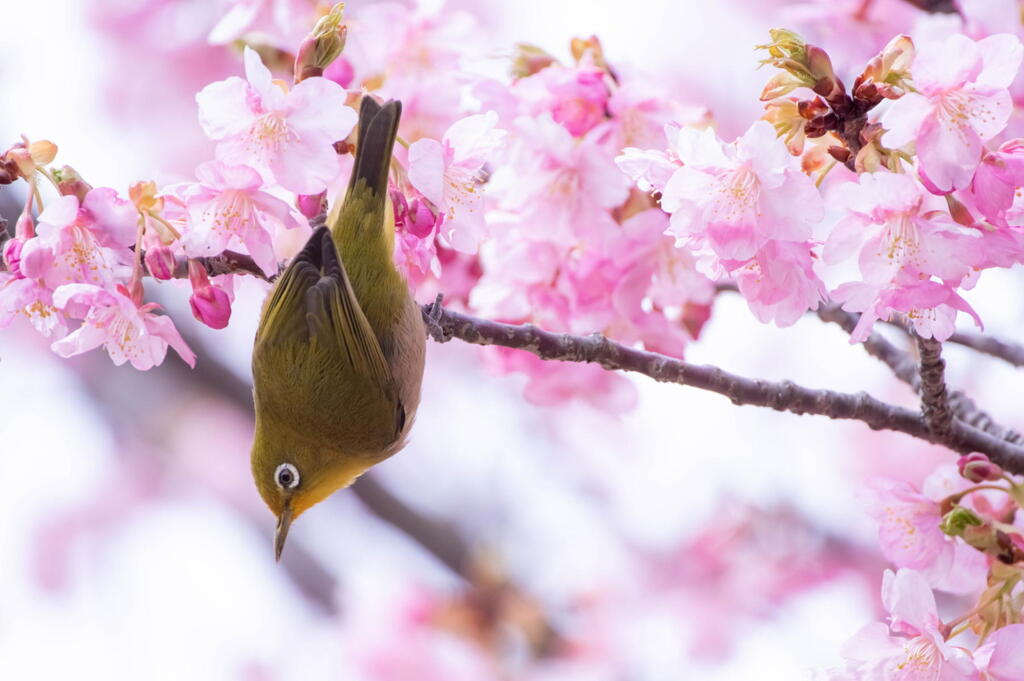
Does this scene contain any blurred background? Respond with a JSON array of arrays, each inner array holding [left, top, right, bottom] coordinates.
[[3, 1, 1023, 679]]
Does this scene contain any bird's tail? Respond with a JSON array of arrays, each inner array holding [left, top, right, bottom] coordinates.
[[348, 96, 402, 207]]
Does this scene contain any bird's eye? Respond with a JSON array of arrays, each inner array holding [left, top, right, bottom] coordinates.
[[275, 462, 300, 490]]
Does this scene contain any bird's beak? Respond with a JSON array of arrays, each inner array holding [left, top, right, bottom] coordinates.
[[275, 502, 293, 562]]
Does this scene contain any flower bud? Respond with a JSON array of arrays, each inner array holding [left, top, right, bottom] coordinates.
[[145, 245, 176, 280], [854, 35, 915, 105], [3, 238, 23, 277], [763, 98, 808, 154], [940, 505, 983, 537], [294, 3, 347, 82], [53, 165, 93, 202], [758, 30, 845, 105], [958, 452, 1003, 483], [296, 192, 326, 219], [29, 139, 57, 166], [407, 198, 437, 238], [324, 56, 354, 88], [188, 260, 232, 329], [571, 35, 610, 72], [511, 43, 557, 79], [130, 180, 163, 213], [14, 209, 34, 240]]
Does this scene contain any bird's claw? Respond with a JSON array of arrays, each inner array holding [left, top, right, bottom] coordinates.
[[423, 293, 450, 342]]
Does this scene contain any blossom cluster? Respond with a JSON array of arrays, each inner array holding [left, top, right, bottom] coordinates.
[[820, 454, 1024, 679]]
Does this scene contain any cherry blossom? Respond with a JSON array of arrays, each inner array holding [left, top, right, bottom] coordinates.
[[19, 195, 130, 289], [0, 276, 67, 338], [51, 283, 195, 370], [825, 171, 981, 284], [882, 33, 1023, 193], [658, 120, 823, 262], [196, 46, 355, 194], [829, 569, 977, 680], [865, 478, 987, 594], [407, 112, 506, 254], [974, 624, 1024, 681], [178, 160, 300, 275]]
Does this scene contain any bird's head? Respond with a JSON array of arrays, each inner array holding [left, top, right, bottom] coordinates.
[[251, 423, 370, 561]]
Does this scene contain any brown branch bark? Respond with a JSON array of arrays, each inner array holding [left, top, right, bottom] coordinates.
[[421, 303, 1024, 474], [916, 336, 954, 441]]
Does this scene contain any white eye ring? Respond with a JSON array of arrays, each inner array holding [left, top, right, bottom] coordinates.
[[275, 462, 300, 490]]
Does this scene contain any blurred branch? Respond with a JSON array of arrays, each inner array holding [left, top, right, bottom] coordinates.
[[900, 0, 959, 13], [65, 351, 340, 615], [421, 303, 1024, 474], [916, 337, 954, 441], [946, 331, 1024, 369]]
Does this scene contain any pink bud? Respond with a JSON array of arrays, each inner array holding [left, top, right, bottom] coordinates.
[[323, 56, 354, 88], [3, 238, 23, 277], [15, 209, 34, 240], [296, 192, 326, 219], [145, 246, 176, 280], [407, 198, 437, 238], [958, 452, 1003, 483], [188, 260, 232, 330]]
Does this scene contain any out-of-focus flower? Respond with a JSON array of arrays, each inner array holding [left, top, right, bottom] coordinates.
[[882, 33, 1022, 193], [51, 283, 195, 369], [407, 112, 506, 254], [178, 160, 299, 275], [196, 46, 356, 194]]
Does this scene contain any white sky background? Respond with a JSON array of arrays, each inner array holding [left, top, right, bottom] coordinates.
[[4, 1, 1024, 679]]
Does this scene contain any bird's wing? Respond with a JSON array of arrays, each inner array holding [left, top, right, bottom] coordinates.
[[256, 226, 391, 388]]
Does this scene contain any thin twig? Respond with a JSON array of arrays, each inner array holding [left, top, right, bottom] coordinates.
[[420, 304, 1024, 474]]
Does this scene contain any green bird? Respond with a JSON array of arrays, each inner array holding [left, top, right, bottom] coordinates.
[[250, 97, 426, 560]]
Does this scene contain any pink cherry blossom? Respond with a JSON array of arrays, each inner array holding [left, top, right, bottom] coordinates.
[[196, 46, 355, 194], [882, 33, 1023, 192], [832, 272, 983, 343], [658, 120, 824, 262], [831, 569, 977, 681], [724, 240, 827, 327], [967, 139, 1024, 226], [825, 171, 981, 285], [19, 195, 130, 289], [864, 478, 987, 593], [975, 624, 1024, 681], [490, 114, 629, 246], [512, 64, 610, 137], [407, 112, 506, 254], [0, 276, 67, 338], [178, 160, 299, 275], [615, 145, 679, 194], [51, 283, 195, 370]]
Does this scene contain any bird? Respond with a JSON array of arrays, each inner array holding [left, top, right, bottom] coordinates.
[[249, 97, 425, 561]]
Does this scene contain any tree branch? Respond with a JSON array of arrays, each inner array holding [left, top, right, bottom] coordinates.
[[916, 336, 954, 441], [947, 331, 1024, 369], [421, 303, 1024, 474]]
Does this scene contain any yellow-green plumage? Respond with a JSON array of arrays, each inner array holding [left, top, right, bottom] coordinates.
[[250, 98, 425, 558]]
